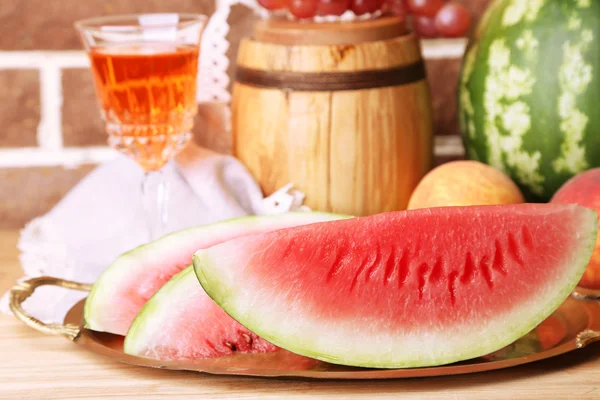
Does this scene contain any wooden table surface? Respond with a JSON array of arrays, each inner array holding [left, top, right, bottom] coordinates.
[[1, 229, 600, 399]]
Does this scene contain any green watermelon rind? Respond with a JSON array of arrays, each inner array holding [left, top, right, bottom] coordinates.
[[193, 209, 598, 369], [123, 265, 195, 356], [84, 212, 347, 334]]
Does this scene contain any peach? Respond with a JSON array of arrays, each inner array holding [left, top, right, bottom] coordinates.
[[551, 168, 600, 289], [407, 160, 525, 210]]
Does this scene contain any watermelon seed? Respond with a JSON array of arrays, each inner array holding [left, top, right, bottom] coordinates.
[[364, 244, 382, 283], [418, 263, 429, 300], [460, 252, 477, 284], [224, 341, 236, 351], [280, 238, 296, 260], [382, 246, 397, 284], [492, 239, 507, 276], [397, 248, 410, 289], [479, 255, 493, 289], [507, 232, 525, 268], [204, 339, 218, 352], [349, 253, 376, 291], [325, 250, 345, 282], [242, 333, 253, 345], [521, 225, 534, 250], [428, 257, 444, 284], [448, 271, 459, 306]]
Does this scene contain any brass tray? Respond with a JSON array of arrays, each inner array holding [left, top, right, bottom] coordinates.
[[10, 277, 600, 380]]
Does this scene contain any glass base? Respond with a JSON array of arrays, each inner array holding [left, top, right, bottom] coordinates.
[[107, 129, 192, 172]]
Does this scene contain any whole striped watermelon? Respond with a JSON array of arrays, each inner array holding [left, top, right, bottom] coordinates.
[[458, 0, 600, 202]]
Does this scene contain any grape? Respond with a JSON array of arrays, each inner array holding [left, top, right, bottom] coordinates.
[[435, 3, 471, 37], [290, 0, 318, 18], [317, 0, 351, 16], [407, 0, 445, 17], [414, 15, 438, 38], [258, 0, 289, 10], [385, 0, 409, 16], [352, 0, 384, 15]]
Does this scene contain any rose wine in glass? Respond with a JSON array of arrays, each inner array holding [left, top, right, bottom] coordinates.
[[88, 43, 199, 171], [75, 14, 206, 240]]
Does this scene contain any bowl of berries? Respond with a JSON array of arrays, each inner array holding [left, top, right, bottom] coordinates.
[[256, 0, 471, 38]]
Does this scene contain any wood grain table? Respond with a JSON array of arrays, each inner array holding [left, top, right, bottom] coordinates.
[[1, 229, 600, 399]]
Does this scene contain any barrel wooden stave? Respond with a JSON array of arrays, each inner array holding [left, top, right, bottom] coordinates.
[[236, 37, 422, 73]]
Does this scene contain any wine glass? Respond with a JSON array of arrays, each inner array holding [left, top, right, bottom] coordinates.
[[75, 14, 207, 240]]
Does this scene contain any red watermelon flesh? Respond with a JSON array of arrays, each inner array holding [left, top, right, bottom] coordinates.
[[84, 212, 345, 336], [194, 204, 597, 368]]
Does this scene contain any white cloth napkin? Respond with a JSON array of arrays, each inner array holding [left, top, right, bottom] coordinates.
[[0, 143, 307, 323]]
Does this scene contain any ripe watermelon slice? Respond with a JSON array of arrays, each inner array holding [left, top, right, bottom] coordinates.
[[84, 212, 345, 336], [194, 204, 597, 368]]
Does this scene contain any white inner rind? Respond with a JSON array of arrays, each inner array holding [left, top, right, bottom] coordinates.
[[194, 208, 598, 369]]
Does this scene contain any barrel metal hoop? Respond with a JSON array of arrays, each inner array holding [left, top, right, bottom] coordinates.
[[235, 61, 426, 91]]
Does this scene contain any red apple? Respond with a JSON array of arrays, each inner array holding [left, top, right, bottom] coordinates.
[[551, 168, 600, 289]]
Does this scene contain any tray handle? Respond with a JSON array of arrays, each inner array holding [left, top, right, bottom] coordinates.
[[9, 277, 92, 341], [571, 288, 600, 301], [576, 330, 600, 348]]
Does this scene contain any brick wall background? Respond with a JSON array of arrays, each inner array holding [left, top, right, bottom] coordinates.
[[0, 0, 490, 229]]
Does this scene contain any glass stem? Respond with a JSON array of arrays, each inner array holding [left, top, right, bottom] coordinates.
[[141, 169, 169, 241]]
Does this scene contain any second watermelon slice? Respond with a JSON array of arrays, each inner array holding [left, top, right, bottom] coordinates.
[[124, 266, 277, 360], [84, 212, 345, 336]]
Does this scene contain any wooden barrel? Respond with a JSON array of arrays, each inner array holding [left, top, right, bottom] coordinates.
[[231, 17, 433, 216]]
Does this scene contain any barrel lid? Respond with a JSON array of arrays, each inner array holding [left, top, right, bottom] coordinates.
[[252, 16, 407, 46]]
